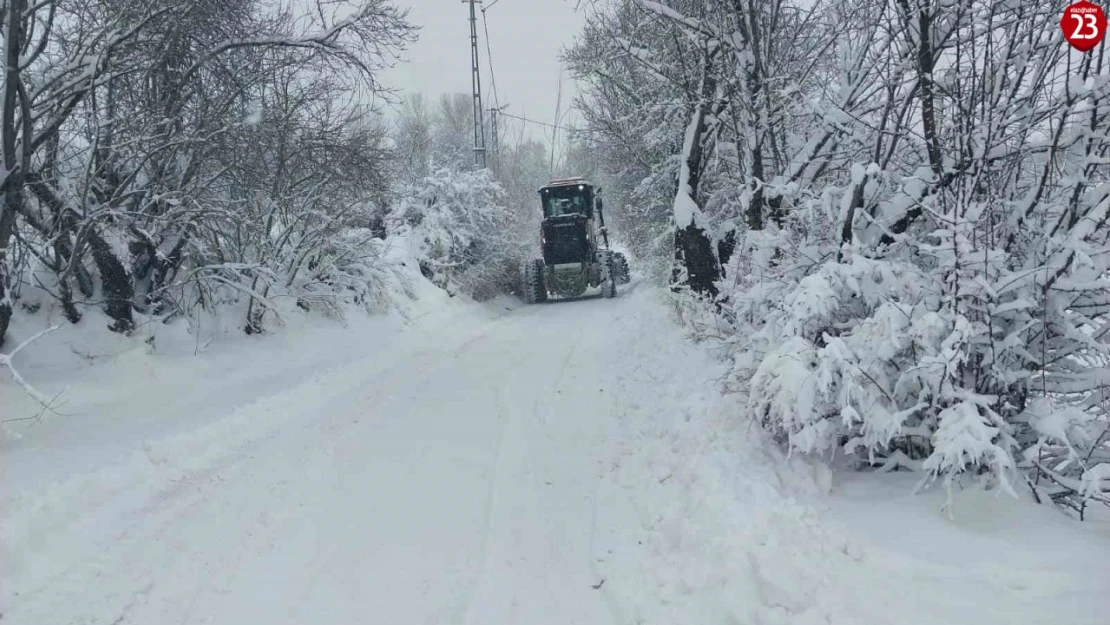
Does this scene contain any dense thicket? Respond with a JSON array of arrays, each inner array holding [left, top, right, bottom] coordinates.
[[0, 0, 415, 342], [568, 0, 1110, 516]]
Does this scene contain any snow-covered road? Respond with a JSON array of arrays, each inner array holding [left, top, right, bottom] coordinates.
[[2, 283, 652, 624], [3, 282, 1109, 625]]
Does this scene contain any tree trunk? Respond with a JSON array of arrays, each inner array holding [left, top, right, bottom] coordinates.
[[244, 276, 267, 335], [675, 224, 720, 297], [0, 0, 24, 347], [150, 235, 187, 312], [888, 0, 940, 239], [26, 175, 133, 332], [85, 227, 134, 333], [672, 45, 721, 298], [717, 225, 738, 276], [0, 194, 14, 346], [838, 171, 870, 261], [57, 275, 81, 324], [731, 0, 775, 231]]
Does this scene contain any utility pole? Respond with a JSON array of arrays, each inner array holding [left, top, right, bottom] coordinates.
[[464, 0, 487, 170]]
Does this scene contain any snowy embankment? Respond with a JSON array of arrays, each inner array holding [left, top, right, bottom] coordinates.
[[2, 255, 1108, 624]]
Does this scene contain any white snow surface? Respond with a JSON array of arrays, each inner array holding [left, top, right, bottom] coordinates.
[[3, 281, 1109, 625]]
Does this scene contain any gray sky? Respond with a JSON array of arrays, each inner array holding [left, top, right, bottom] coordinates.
[[382, 0, 586, 142]]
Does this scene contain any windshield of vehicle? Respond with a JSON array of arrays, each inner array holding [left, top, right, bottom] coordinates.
[[540, 184, 593, 218]]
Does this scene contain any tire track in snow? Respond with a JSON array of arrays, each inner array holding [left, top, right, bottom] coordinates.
[[455, 309, 577, 621], [455, 352, 531, 625], [453, 302, 628, 625], [4, 316, 509, 625]]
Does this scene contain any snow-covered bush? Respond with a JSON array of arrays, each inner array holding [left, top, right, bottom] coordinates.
[[736, 249, 1016, 474], [728, 215, 1110, 516], [389, 167, 524, 301]]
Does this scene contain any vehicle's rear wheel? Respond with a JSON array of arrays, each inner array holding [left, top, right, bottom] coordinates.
[[599, 256, 617, 299], [522, 258, 547, 303], [613, 252, 631, 284]]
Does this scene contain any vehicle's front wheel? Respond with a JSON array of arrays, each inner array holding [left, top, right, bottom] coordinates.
[[522, 258, 547, 304]]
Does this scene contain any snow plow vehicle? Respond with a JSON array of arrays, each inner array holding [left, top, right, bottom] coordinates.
[[521, 177, 630, 303]]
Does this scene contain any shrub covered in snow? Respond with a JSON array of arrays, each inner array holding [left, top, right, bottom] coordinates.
[[390, 167, 528, 301], [388, 167, 527, 301], [726, 223, 1110, 517]]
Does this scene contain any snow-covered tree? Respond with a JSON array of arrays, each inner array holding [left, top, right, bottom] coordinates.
[[0, 0, 416, 342], [571, 0, 1110, 517]]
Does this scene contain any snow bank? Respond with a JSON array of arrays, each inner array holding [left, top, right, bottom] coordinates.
[[0, 232, 496, 485], [594, 288, 1110, 625]]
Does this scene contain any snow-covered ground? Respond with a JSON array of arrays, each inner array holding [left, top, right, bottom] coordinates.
[[2, 277, 1109, 625]]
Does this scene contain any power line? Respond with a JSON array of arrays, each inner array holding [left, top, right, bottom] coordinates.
[[549, 65, 563, 175], [479, 5, 505, 171], [498, 111, 594, 135], [480, 7, 499, 110], [472, 0, 594, 147]]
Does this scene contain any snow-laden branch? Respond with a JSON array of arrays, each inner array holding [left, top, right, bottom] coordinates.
[[0, 325, 59, 411], [175, 2, 409, 91], [637, 1, 724, 44]]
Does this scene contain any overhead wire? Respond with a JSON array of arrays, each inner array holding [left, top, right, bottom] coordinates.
[[480, 6, 500, 111], [498, 111, 595, 135], [477, 0, 596, 145]]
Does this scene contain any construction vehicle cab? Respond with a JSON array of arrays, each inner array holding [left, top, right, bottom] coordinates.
[[541, 183, 593, 218], [521, 177, 630, 303]]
